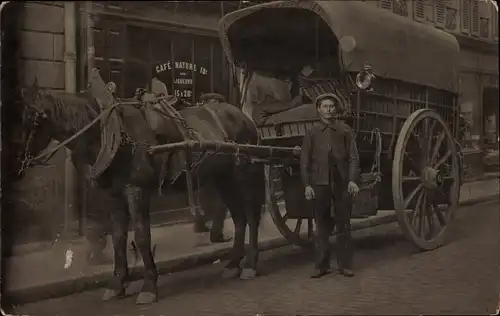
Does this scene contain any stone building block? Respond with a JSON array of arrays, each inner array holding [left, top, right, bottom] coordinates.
[[21, 31, 54, 60], [22, 60, 64, 90], [478, 54, 499, 73], [53, 34, 64, 62], [23, 2, 64, 33]]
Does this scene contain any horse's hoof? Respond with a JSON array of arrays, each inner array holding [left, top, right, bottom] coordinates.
[[222, 267, 241, 279], [136, 291, 158, 305], [240, 268, 257, 280], [102, 288, 125, 301]]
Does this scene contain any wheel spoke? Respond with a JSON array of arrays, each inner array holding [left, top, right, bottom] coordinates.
[[404, 183, 424, 209], [434, 205, 447, 226], [430, 131, 446, 164], [404, 152, 422, 175], [424, 193, 436, 238], [417, 198, 425, 236], [428, 190, 448, 225], [282, 213, 289, 222], [294, 218, 303, 234], [434, 150, 452, 169], [410, 189, 425, 225]]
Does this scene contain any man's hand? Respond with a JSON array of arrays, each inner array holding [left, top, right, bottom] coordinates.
[[347, 181, 360, 196], [305, 185, 316, 200]]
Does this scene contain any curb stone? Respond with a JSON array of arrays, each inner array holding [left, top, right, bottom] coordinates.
[[6, 194, 499, 305]]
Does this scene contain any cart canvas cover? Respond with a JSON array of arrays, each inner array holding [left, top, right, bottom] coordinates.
[[219, 0, 460, 94]]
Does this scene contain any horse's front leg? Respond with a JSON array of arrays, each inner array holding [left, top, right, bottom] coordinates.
[[102, 197, 129, 301], [125, 185, 158, 305]]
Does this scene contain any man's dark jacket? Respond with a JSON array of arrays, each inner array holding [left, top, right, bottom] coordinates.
[[300, 120, 360, 187]]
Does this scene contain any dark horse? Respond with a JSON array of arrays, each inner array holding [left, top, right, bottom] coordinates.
[[20, 78, 265, 304]]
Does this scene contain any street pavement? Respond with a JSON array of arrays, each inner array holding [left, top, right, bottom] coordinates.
[[5, 177, 498, 305], [11, 198, 500, 316]]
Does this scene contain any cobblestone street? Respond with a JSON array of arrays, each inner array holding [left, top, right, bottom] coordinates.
[[12, 199, 500, 316]]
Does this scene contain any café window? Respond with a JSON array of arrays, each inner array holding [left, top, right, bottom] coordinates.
[[124, 25, 230, 104]]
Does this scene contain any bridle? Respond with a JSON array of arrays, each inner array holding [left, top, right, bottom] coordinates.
[[18, 106, 49, 174]]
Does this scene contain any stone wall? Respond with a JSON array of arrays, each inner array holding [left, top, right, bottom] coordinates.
[[20, 1, 65, 90], [8, 2, 68, 247]]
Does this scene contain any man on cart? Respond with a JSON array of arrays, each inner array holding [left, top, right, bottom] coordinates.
[[300, 92, 360, 278]]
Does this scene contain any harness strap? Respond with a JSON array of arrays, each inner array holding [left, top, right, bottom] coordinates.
[[31, 103, 117, 163], [203, 106, 229, 141]]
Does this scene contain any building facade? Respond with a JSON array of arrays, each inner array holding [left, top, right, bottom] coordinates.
[[367, 0, 499, 176], [3, 1, 261, 248], [4, 0, 498, 247]]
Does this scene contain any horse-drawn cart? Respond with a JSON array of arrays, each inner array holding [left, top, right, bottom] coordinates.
[[151, 0, 462, 252], [16, 1, 464, 303]]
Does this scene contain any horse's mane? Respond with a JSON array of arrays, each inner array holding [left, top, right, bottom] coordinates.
[[38, 90, 97, 132]]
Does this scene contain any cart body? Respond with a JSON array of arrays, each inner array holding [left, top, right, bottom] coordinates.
[[218, 0, 462, 250]]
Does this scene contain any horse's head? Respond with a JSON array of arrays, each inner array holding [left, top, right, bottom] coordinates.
[[18, 78, 55, 174]]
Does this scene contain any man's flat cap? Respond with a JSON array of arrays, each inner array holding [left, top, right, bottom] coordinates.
[[314, 93, 342, 107]]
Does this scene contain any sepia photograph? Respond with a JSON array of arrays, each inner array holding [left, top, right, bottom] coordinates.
[[0, 1, 499, 315]]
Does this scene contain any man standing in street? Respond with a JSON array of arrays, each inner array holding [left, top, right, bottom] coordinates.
[[300, 93, 360, 278]]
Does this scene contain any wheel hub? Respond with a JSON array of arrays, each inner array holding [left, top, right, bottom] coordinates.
[[421, 166, 443, 189]]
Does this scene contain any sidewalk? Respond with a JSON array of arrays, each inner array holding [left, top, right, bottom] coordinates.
[[5, 178, 499, 304]]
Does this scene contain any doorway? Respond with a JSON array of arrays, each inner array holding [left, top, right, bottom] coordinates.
[[483, 87, 499, 150]]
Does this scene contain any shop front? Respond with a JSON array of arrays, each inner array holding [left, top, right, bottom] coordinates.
[[458, 48, 499, 178], [126, 25, 229, 104], [87, 2, 239, 104], [81, 2, 241, 226]]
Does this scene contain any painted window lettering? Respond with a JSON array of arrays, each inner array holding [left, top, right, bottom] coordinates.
[[155, 62, 172, 74], [174, 89, 193, 98]]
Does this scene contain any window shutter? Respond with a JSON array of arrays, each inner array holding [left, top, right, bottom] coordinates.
[[461, 0, 470, 34], [394, 0, 409, 16], [435, 0, 446, 28], [478, 0, 491, 39], [414, 0, 425, 22], [470, 0, 479, 36], [378, 0, 393, 11], [492, 2, 499, 40], [479, 17, 490, 38], [445, 0, 459, 31], [424, 0, 435, 23]]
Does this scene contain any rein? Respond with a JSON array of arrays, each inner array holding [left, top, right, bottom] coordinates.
[[29, 103, 118, 165], [24, 94, 191, 168]]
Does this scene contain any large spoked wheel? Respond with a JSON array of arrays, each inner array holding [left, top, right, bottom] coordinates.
[[264, 164, 315, 248], [393, 109, 460, 251]]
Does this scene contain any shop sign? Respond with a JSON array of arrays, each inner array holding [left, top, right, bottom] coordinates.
[[154, 60, 209, 99]]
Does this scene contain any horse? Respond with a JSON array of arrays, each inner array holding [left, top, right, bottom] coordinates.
[[19, 78, 266, 305]]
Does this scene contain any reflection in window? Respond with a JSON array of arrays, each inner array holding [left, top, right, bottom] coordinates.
[[150, 29, 174, 94], [193, 35, 212, 101], [150, 29, 173, 63], [127, 25, 149, 63], [125, 62, 149, 98]]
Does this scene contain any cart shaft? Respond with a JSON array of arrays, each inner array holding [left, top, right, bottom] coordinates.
[[149, 140, 301, 158]]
